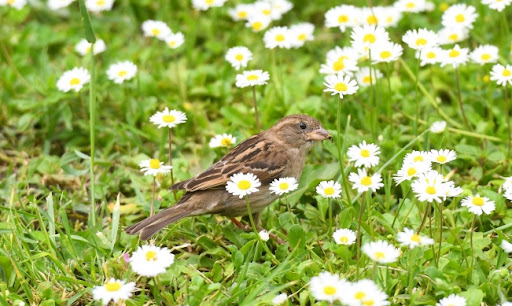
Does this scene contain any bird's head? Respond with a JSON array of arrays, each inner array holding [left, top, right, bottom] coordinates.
[[268, 114, 332, 150]]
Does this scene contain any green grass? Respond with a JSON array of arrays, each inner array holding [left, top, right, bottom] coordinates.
[[1, 0, 512, 305]]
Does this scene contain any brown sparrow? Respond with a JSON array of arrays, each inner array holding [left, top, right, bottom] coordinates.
[[125, 114, 332, 240]]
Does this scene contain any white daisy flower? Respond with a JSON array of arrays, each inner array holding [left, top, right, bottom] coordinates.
[[316, 180, 342, 199], [56, 67, 90, 93], [403, 150, 431, 167], [139, 159, 172, 176], [461, 194, 495, 215], [309, 271, 347, 302], [245, 13, 272, 32], [490, 64, 512, 86], [394, 0, 427, 13], [411, 170, 448, 203], [269, 177, 299, 196], [347, 140, 381, 168], [253, 1, 282, 21], [379, 6, 402, 28], [106, 61, 137, 84], [418, 47, 444, 66], [351, 25, 390, 54], [501, 240, 512, 253], [429, 149, 456, 164], [348, 169, 384, 193], [324, 5, 359, 32], [2, 0, 26, 9], [470, 45, 499, 65], [48, 0, 75, 10], [75, 38, 106, 56], [226, 172, 261, 198], [259, 230, 270, 241], [165, 32, 185, 49], [344, 279, 390, 306], [437, 27, 469, 45], [393, 162, 431, 185], [129, 245, 175, 277], [228, 3, 252, 21], [319, 56, 359, 75], [235, 70, 270, 88], [263, 26, 292, 49], [396, 228, 434, 249], [323, 73, 359, 98], [430, 121, 447, 133], [502, 176, 512, 191], [436, 294, 466, 306], [209, 133, 237, 148], [332, 228, 356, 245], [443, 181, 463, 199], [505, 189, 512, 201], [92, 278, 136, 304], [482, 0, 512, 12], [362, 240, 400, 263], [141, 20, 172, 40], [289, 23, 314, 48], [440, 44, 469, 68], [225, 46, 253, 70], [85, 0, 114, 12], [270, 0, 293, 17], [359, 7, 380, 26], [326, 46, 359, 64], [442, 4, 478, 29], [371, 42, 403, 63], [191, 0, 226, 11], [355, 67, 383, 87], [402, 28, 439, 51], [149, 108, 187, 129], [272, 293, 288, 305]]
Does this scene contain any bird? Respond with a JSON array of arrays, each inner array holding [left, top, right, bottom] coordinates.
[[125, 114, 332, 240]]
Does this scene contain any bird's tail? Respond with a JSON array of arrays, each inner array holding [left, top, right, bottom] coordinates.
[[125, 196, 195, 240]]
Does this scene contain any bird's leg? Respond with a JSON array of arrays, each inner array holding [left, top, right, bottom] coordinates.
[[230, 218, 245, 229]]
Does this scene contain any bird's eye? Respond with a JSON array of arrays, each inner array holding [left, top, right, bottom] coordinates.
[[299, 122, 307, 130]]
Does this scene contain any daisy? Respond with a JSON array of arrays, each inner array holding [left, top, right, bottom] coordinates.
[[402, 28, 439, 51], [92, 278, 136, 304], [436, 294, 466, 306], [225, 46, 253, 70], [326, 46, 359, 65], [359, 7, 380, 26], [502, 176, 512, 191], [226, 173, 261, 198], [106, 61, 137, 84], [362, 240, 400, 263], [316, 180, 342, 199], [332, 228, 356, 245], [2, 0, 26, 9], [461, 194, 495, 215], [75, 38, 106, 56], [270, 0, 293, 17], [245, 14, 272, 32], [443, 181, 463, 198], [269, 177, 299, 196], [235, 70, 270, 88], [379, 6, 402, 28], [396, 228, 434, 248], [430, 121, 447, 133], [56, 67, 90, 92], [411, 170, 448, 203], [289, 23, 314, 48], [470, 45, 499, 65], [419, 47, 445, 66], [347, 140, 381, 168], [191, 0, 226, 11], [482, 0, 512, 12], [324, 5, 359, 32], [253, 1, 281, 21], [149, 108, 187, 128], [348, 169, 384, 193], [130, 245, 175, 277], [263, 26, 292, 49], [141, 20, 172, 40], [351, 25, 390, 54], [501, 240, 512, 253], [394, 0, 427, 13], [429, 149, 456, 164], [323, 74, 359, 98], [345, 279, 390, 306], [442, 4, 478, 29], [309, 271, 347, 302], [355, 67, 383, 87], [319, 56, 359, 75], [85, 0, 114, 12], [139, 159, 172, 176], [437, 27, 469, 45], [403, 150, 431, 166], [228, 3, 253, 21], [490, 64, 512, 86], [371, 42, 403, 63], [165, 32, 185, 49], [209, 133, 237, 148], [272, 293, 288, 305], [259, 230, 270, 241], [505, 189, 512, 201], [393, 162, 431, 185], [48, 0, 75, 10], [440, 44, 469, 68]]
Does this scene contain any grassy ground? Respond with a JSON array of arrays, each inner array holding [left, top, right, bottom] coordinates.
[[1, 0, 512, 305]]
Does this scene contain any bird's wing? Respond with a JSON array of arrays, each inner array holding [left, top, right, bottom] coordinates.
[[170, 135, 288, 192]]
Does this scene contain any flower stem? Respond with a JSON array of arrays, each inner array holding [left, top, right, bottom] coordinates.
[[505, 83, 511, 162], [252, 86, 261, 131], [454, 67, 473, 132], [369, 50, 376, 139], [436, 201, 443, 266], [337, 99, 352, 203], [151, 176, 156, 216], [414, 53, 421, 136], [245, 196, 279, 264], [356, 193, 365, 280], [168, 128, 177, 201], [417, 201, 431, 233], [88, 41, 97, 227], [328, 198, 333, 238], [470, 214, 476, 268]]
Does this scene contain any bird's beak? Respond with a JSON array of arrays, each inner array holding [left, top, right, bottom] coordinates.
[[307, 128, 333, 142]]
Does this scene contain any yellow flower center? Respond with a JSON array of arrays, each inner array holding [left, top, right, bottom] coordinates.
[[339, 236, 348, 243], [426, 51, 436, 59], [426, 186, 436, 195], [205, 0, 213, 4], [96, 0, 105, 5], [149, 159, 161, 169], [366, 15, 378, 25], [407, 167, 417, 176], [238, 180, 251, 190], [406, 2, 415, 8], [163, 114, 175, 123], [279, 182, 289, 190], [411, 234, 421, 242], [415, 38, 427, 46], [247, 74, 259, 81], [7, 0, 14, 3], [69, 78, 80, 86], [85, 46, 91, 53], [355, 291, 366, 300], [152, 28, 160, 36], [386, 16, 393, 23], [262, 9, 271, 15], [338, 15, 349, 23], [414, 156, 424, 162], [363, 300, 375, 306], [361, 176, 372, 186], [324, 187, 335, 195], [472, 196, 484, 206], [338, 55, 349, 62], [503, 69, 512, 77], [380, 51, 391, 59], [440, 3, 449, 11], [363, 76, 371, 84], [449, 49, 460, 58], [235, 54, 244, 61], [145, 250, 158, 261], [169, 41, 177, 46], [298, 33, 307, 41], [334, 82, 347, 92], [323, 286, 336, 296], [374, 251, 385, 260], [360, 149, 370, 157], [220, 138, 232, 147], [481, 54, 491, 61], [275, 34, 285, 42], [436, 156, 447, 162], [448, 34, 459, 41], [105, 282, 122, 292], [252, 22, 263, 31], [118, 70, 127, 77], [363, 34, 376, 44], [333, 60, 345, 71], [483, 75, 490, 83], [237, 11, 247, 18], [455, 14, 465, 23]]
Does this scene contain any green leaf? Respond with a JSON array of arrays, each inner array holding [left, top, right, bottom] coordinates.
[[288, 224, 306, 250], [77, 0, 96, 43]]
